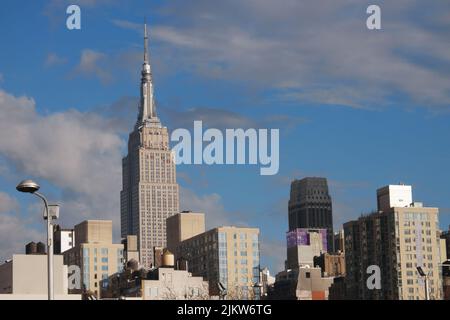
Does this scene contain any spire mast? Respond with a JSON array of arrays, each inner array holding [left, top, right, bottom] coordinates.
[[144, 19, 149, 64], [136, 19, 160, 129]]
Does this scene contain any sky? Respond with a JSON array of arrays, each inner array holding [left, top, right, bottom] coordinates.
[[0, 0, 450, 273]]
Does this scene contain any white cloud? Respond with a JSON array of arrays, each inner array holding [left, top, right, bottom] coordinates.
[[44, 53, 67, 67], [111, 19, 141, 32], [0, 213, 43, 261], [0, 192, 19, 213], [0, 89, 247, 249], [0, 90, 124, 237], [73, 49, 113, 84], [112, 0, 450, 110], [179, 186, 230, 229]]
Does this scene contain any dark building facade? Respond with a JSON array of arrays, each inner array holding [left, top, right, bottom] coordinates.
[[343, 213, 396, 300], [288, 177, 334, 252]]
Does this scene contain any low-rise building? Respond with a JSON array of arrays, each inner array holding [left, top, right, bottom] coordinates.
[[0, 254, 80, 300], [260, 267, 275, 298], [143, 251, 209, 300], [54, 225, 75, 254], [100, 250, 209, 300], [63, 220, 124, 298], [314, 252, 345, 277], [269, 267, 333, 300], [286, 228, 327, 269]]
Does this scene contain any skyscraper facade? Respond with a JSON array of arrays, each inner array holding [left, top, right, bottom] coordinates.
[[288, 177, 334, 252], [120, 24, 179, 269]]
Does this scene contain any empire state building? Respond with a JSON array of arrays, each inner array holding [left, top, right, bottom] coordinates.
[[120, 24, 179, 269]]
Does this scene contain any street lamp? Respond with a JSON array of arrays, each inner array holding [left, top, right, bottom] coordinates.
[[16, 179, 54, 300], [252, 282, 263, 300], [416, 266, 430, 300]]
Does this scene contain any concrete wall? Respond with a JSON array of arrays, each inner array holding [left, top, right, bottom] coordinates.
[[11, 254, 67, 295], [0, 261, 12, 293]]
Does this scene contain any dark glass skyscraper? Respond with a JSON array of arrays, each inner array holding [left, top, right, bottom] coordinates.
[[288, 177, 334, 252]]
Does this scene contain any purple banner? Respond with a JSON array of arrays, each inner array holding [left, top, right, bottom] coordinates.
[[286, 228, 328, 250]]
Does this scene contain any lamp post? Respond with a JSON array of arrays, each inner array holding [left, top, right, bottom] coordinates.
[[252, 282, 263, 300], [16, 179, 54, 300], [416, 266, 430, 300]]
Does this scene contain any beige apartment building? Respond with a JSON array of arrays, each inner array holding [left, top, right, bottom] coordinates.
[[166, 211, 205, 256], [395, 205, 445, 299], [63, 220, 124, 298], [176, 226, 261, 298], [345, 185, 447, 300]]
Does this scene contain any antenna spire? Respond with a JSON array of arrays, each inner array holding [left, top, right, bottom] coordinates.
[[136, 19, 160, 129], [144, 19, 149, 64]]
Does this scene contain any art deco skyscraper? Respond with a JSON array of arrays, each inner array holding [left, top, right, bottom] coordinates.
[[288, 177, 334, 252], [120, 24, 179, 269]]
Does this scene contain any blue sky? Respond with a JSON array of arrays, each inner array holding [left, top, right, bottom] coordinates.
[[0, 0, 450, 272]]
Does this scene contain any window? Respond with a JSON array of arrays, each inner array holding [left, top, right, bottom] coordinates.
[[148, 287, 159, 297], [101, 265, 108, 271], [305, 272, 311, 278]]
